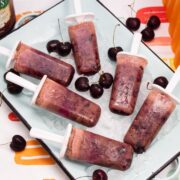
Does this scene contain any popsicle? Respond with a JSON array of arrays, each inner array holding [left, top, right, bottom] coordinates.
[[124, 67, 180, 153], [30, 124, 134, 170], [66, 0, 101, 75], [0, 42, 75, 86], [6, 73, 101, 127], [109, 33, 147, 115]]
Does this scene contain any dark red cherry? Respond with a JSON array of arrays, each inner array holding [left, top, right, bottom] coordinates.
[[7, 83, 23, 94], [108, 47, 123, 61], [93, 169, 108, 180], [141, 27, 155, 41], [99, 73, 113, 89], [126, 17, 141, 31], [147, 15, 161, 30], [46, 40, 60, 53], [57, 42, 72, 56], [153, 76, 168, 88], [75, 77, 90, 92], [10, 135, 26, 152], [90, 84, 104, 99]]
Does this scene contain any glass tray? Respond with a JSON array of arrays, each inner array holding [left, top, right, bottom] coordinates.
[[0, 0, 180, 179]]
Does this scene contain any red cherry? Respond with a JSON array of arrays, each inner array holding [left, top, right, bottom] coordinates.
[[93, 169, 108, 180], [8, 112, 20, 122]]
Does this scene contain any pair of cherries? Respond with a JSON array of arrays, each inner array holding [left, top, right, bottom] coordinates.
[[47, 40, 72, 57], [46, 19, 72, 57], [75, 73, 113, 99], [126, 15, 161, 41]]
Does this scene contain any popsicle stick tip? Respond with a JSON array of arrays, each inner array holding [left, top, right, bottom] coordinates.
[[30, 128, 64, 144], [134, 32, 142, 38], [0, 46, 11, 56], [165, 66, 180, 93], [6, 72, 37, 93], [6, 72, 15, 79], [65, 12, 95, 24], [130, 32, 142, 54], [73, 0, 82, 15]]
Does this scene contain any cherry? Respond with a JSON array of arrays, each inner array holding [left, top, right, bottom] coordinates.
[[141, 27, 155, 42], [126, 17, 141, 31], [93, 169, 108, 180], [147, 15, 161, 30], [99, 73, 113, 89], [10, 135, 26, 152], [7, 83, 23, 94], [75, 77, 90, 92], [108, 47, 123, 61], [46, 40, 60, 53], [108, 24, 123, 61], [90, 84, 104, 99], [153, 76, 168, 88], [57, 42, 72, 57]]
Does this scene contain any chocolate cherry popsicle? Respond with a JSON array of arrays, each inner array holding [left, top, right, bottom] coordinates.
[[65, 0, 100, 75], [6, 73, 101, 127], [109, 33, 147, 115], [0, 42, 75, 86], [124, 67, 180, 153], [30, 124, 134, 170]]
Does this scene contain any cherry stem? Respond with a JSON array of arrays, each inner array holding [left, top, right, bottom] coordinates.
[[118, 17, 126, 21], [0, 87, 8, 106], [113, 24, 120, 48], [0, 142, 10, 146], [98, 70, 104, 76], [146, 82, 153, 90], [58, 18, 64, 43], [75, 176, 92, 180], [128, 0, 136, 17], [0, 85, 22, 106]]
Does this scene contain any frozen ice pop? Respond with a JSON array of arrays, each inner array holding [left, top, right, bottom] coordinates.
[[6, 73, 101, 127], [30, 124, 134, 170], [66, 0, 100, 75], [109, 33, 147, 115], [0, 42, 75, 86], [124, 67, 180, 153]]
